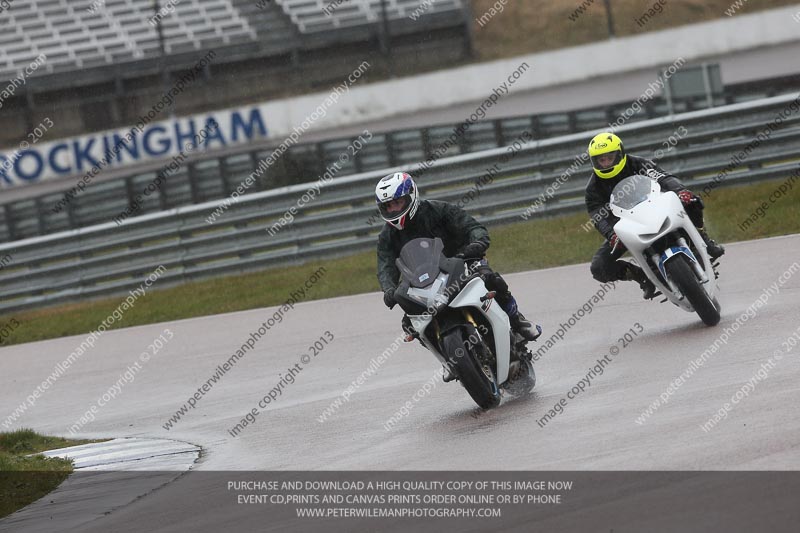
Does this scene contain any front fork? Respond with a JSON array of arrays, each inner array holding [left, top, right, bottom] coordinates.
[[678, 237, 708, 282], [651, 237, 708, 298]]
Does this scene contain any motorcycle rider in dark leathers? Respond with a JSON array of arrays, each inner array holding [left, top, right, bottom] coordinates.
[[585, 132, 725, 299], [375, 172, 542, 343]]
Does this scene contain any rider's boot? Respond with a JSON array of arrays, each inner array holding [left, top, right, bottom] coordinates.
[[509, 311, 543, 342], [697, 227, 725, 260], [622, 262, 657, 300], [497, 295, 542, 342], [401, 314, 417, 343]]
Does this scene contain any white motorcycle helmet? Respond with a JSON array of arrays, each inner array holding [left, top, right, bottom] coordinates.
[[375, 172, 419, 230]]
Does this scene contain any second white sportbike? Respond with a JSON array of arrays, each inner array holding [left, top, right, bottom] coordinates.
[[610, 174, 721, 326]]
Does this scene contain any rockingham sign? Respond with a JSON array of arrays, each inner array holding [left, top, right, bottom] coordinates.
[[0, 59, 369, 191], [0, 107, 268, 189]]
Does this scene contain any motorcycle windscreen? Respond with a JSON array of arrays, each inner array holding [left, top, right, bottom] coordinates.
[[611, 174, 653, 210], [396, 238, 444, 288]]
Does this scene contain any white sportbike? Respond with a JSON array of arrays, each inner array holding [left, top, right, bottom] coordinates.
[[393, 238, 535, 409], [610, 174, 721, 326]]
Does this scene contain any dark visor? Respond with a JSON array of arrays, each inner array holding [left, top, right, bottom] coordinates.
[[379, 196, 411, 219], [591, 150, 623, 170]]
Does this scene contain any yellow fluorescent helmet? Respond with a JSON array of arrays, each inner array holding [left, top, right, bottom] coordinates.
[[588, 132, 627, 179]]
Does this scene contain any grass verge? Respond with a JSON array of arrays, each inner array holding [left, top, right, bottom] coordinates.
[[0, 178, 797, 347], [0, 429, 101, 519]]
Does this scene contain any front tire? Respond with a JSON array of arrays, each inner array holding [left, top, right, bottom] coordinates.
[[442, 328, 501, 409], [665, 254, 721, 326]]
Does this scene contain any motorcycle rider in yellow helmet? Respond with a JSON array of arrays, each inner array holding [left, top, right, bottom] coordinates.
[[585, 132, 724, 299]]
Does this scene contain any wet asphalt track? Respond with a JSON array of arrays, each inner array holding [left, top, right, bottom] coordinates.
[[1, 234, 799, 531]]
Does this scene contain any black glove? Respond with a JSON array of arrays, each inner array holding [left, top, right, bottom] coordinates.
[[456, 241, 488, 259], [383, 289, 397, 309]]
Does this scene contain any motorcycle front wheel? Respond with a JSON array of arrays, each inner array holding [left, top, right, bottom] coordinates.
[[442, 327, 501, 409], [665, 254, 721, 326]]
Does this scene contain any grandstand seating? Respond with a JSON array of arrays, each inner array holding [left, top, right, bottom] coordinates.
[[275, 0, 464, 33], [0, 0, 256, 79], [0, 0, 464, 81]]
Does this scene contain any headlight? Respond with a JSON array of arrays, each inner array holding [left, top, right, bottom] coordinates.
[[406, 273, 450, 310]]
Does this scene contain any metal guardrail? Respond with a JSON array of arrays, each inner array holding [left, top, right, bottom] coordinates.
[[0, 94, 798, 313], [4, 83, 796, 244]]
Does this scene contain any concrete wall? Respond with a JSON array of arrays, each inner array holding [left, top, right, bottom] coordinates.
[[294, 4, 800, 140]]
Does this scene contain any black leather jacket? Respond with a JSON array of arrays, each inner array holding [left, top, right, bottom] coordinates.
[[584, 155, 684, 240], [376, 199, 489, 292]]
